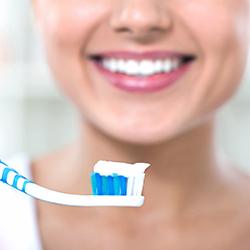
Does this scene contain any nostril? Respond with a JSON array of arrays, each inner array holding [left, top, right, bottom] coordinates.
[[115, 27, 131, 33]]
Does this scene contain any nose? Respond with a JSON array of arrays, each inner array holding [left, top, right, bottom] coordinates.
[[110, 0, 172, 42]]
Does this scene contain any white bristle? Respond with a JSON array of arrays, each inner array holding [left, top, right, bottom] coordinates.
[[135, 174, 146, 195], [132, 176, 140, 195], [127, 176, 135, 195]]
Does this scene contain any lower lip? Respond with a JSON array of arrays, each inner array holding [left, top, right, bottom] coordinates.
[[92, 61, 191, 93]]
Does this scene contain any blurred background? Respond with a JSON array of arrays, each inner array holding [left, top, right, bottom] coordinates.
[[0, 0, 249, 170]]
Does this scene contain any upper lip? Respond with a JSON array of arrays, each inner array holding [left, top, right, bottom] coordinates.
[[88, 50, 196, 61]]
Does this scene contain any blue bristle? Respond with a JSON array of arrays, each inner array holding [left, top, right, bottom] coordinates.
[[90, 172, 97, 195], [113, 174, 121, 195], [120, 176, 128, 196], [102, 176, 109, 195], [95, 173, 103, 195], [90, 172, 128, 196], [107, 175, 114, 195]]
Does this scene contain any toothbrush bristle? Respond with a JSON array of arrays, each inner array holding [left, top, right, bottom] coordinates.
[[90, 172, 129, 196]]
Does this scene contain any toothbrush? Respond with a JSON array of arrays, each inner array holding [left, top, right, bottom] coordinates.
[[0, 159, 150, 207]]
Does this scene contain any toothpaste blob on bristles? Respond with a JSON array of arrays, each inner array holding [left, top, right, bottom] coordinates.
[[91, 160, 150, 196]]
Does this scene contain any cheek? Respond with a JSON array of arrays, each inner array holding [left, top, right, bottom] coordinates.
[[176, 1, 248, 54], [176, 1, 249, 112], [37, 1, 108, 49], [35, 1, 111, 107]]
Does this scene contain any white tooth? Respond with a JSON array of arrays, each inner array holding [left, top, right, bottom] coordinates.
[[103, 59, 111, 69], [109, 58, 118, 72], [154, 60, 164, 73], [103, 58, 178, 76], [125, 60, 140, 75], [163, 59, 172, 73], [139, 60, 154, 75], [171, 58, 180, 70], [117, 59, 126, 72]]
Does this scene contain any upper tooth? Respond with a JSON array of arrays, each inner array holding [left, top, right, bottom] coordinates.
[[154, 60, 164, 73], [110, 59, 119, 72], [117, 59, 126, 72], [104, 58, 118, 72], [126, 60, 140, 75], [103, 59, 110, 68], [172, 58, 180, 70], [102, 58, 180, 75], [163, 59, 172, 73], [139, 60, 155, 76]]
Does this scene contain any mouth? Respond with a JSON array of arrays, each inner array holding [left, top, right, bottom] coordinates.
[[87, 51, 196, 92]]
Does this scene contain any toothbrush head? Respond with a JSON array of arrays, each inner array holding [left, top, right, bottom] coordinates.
[[90, 160, 150, 196]]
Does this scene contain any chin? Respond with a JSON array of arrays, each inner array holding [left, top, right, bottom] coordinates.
[[95, 120, 180, 146]]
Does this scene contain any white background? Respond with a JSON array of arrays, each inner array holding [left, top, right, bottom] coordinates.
[[0, 0, 250, 171]]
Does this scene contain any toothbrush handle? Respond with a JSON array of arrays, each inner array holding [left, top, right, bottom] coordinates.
[[0, 160, 32, 193]]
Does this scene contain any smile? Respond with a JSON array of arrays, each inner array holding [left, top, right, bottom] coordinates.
[[88, 51, 196, 92]]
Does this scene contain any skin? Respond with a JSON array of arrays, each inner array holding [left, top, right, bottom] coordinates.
[[32, 0, 250, 249]]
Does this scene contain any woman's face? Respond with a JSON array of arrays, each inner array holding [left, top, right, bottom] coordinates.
[[34, 0, 249, 145]]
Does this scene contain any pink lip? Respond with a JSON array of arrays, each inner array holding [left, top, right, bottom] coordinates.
[[89, 51, 195, 93]]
